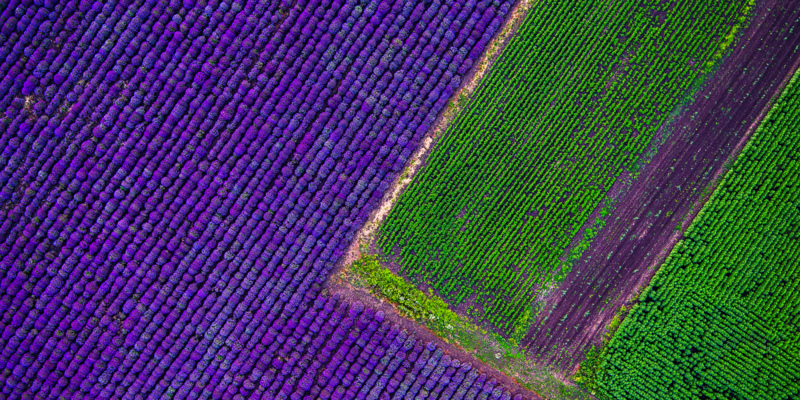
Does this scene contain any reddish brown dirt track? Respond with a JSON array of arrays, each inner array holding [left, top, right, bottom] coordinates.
[[523, 0, 800, 370]]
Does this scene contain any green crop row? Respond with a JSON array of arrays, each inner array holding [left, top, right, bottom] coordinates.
[[593, 70, 800, 399], [379, 0, 748, 333]]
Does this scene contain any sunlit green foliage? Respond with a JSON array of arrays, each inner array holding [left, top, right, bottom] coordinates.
[[344, 255, 592, 400], [379, 0, 749, 332]]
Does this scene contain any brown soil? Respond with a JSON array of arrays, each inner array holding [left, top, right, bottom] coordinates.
[[523, 0, 800, 371]]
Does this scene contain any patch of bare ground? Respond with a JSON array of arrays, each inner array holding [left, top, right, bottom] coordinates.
[[523, 0, 800, 372]]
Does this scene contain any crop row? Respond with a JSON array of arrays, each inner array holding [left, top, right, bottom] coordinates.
[[595, 70, 800, 400], [0, 0, 516, 397], [378, 0, 749, 332]]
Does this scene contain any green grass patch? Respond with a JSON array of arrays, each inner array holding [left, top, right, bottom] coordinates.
[[348, 255, 475, 342]]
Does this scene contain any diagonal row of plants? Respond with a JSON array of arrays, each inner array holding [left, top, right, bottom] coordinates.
[[379, 0, 748, 333]]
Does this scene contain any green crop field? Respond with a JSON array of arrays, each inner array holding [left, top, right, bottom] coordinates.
[[378, 0, 750, 333], [593, 71, 800, 399]]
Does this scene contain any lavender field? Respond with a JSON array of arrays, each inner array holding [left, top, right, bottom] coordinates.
[[0, 0, 532, 398]]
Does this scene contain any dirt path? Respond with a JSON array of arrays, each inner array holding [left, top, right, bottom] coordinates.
[[523, 0, 800, 371], [323, 277, 548, 400]]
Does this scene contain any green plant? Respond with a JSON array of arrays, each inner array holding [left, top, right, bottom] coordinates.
[[573, 306, 627, 395], [342, 255, 593, 400]]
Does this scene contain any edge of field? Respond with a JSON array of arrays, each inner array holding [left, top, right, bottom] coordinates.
[[325, 0, 594, 398], [627, 47, 800, 334], [334, 0, 538, 273], [326, 256, 593, 400], [522, 0, 800, 372], [637, 49, 800, 295]]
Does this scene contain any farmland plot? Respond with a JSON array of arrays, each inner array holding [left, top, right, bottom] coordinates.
[[595, 69, 800, 400], [525, 0, 800, 368], [379, 0, 749, 334]]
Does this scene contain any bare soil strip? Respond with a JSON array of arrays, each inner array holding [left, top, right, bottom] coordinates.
[[523, 0, 800, 371], [322, 279, 551, 400]]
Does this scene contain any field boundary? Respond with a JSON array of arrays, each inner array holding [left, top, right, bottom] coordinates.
[[331, 0, 540, 275], [522, 0, 800, 369], [326, 255, 592, 400], [571, 46, 800, 398], [634, 49, 800, 303]]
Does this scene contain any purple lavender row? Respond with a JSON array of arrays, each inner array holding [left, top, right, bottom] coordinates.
[[0, 0, 515, 398]]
